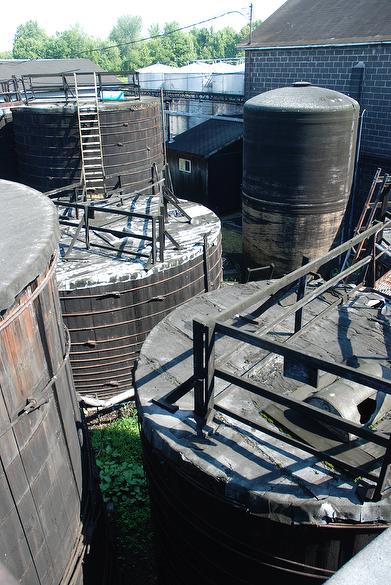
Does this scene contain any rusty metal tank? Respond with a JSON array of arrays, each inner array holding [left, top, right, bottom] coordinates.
[[242, 82, 359, 276], [0, 180, 86, 584], [12, 97, 163, 193]]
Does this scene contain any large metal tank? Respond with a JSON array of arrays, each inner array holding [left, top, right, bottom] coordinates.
[[0, 111, 18, 182], [135, 281, 390, 585], [12, 97, 164, 193], [242, 83, 359, 276], [0, 180, 85, 584], [137, 63, 176, 90], [211, 62, 244, 95]]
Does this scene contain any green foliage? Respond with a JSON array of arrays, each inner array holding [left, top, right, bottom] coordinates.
[[90, 42, 122, 72], [0, 50, 12, 59], [109, 15, 144, 70], [157, 22, 197, 66], [8, 14, 254, 70], [12, 20, 48, 59], [44, 25, 96, 59], [91, 408, 152, 556], [239, 19, 263, 45]]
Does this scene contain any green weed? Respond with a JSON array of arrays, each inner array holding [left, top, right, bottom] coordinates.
[[91, 408, 152, 557]]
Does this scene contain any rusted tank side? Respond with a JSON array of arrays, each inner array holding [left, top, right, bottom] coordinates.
[[0, 180, 85, 584]]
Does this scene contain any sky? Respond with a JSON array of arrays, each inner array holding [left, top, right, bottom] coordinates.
[[1, 0, 287, 53]]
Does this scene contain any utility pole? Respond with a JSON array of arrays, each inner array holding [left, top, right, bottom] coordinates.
[[249, 3, 253, 44]]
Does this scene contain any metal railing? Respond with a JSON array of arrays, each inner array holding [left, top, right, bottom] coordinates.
[[153, 216, 391, 501], [46, 175, 191, 264], [0, 71, 141, 105], [0, 77, 23, 104]]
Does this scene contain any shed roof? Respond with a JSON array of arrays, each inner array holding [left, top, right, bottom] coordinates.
[[244, 0, 391, 48], [0, 58, 106, 84], [167, 118, 243, 159]]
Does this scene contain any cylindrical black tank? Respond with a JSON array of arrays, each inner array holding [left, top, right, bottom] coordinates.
[[0, 180, 85, 584], [12, 98, 164, 193], [0, 112, 18, 182], [242, 83, 359, 276]]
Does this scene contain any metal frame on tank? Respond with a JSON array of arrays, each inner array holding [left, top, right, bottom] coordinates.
[[153, 214, 391, 502]]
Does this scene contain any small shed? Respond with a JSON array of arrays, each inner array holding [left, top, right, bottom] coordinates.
[[167, 118, 243, 214]]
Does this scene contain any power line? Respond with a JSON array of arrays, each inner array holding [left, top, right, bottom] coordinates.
[[81, 9, 249, 56]]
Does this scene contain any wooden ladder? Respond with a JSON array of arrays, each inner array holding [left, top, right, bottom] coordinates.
[[74, 72, 106, 200]]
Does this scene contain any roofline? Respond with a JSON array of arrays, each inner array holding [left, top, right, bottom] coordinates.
[[243, 40, 391, 51], [167, 133, 243, 160]]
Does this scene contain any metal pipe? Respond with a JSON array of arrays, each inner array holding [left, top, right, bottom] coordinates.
[[203, 218, 391, 326]]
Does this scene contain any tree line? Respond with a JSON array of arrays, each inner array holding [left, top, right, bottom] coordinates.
[[0, 16, 260, 70]]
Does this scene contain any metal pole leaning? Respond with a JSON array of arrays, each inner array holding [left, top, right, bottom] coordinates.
[[193, 320, 216, 435]]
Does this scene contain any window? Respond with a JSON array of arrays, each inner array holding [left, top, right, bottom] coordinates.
[[179, 158, 191, 173]]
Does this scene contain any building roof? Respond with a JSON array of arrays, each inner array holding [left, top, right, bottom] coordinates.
[[167, 118, 243, 158], [0, 58, 105, 84], [244, 0, 391, 48]]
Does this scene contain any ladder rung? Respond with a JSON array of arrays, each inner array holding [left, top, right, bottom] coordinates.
[[84, 156, 101, 161], [82, 142, 100, 146], [86, 178, 104, 183]]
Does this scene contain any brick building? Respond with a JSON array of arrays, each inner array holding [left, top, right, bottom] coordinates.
[[243, 0, 391, 167]]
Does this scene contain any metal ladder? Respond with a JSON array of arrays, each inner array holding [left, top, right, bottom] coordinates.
[[74, 72, 105, 200], [342, 168, 391, 272], [353, 168, 391, 261]]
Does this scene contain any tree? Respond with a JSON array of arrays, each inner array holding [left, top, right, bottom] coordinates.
[[91, 42, 122, 71], [12, 21, 48, 59], [239, 20, 262, 45], [214, 27, 241, 58], [159, 22, 196, 66], [0, 50, 12, 59], [109, 15, 143, 70], [190, 28, 215, 60], [146, 24, 167, 64], [44, 25, 96, 59]]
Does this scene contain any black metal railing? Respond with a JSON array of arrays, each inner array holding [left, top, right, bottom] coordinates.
[[46, 176, 190, 264], [0, 77, 23, 104], [153, 216, 391, 501], [0, 71, 141, 104]]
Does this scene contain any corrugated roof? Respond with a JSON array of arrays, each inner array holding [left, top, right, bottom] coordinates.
[[167, 118, 243, 158], [0, 58, 106, 84], [244, 0, 391, 48]]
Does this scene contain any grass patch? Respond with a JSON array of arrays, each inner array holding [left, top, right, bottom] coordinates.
[[90, 406, 154, 576]]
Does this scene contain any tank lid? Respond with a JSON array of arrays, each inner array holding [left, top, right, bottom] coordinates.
[[292, 81, 311, 87], [245, 84, 359, 113], [0, 180, 60, 312]]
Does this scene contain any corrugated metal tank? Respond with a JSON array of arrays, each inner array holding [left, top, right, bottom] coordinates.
[[12, 98, 164, 193], [136, 64, 176, 90], [242, 83, 359, 276], [0, 180, 85, 584], [211, 62, 244, 95]]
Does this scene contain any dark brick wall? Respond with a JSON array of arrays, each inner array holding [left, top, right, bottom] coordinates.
[[245, 44, 391, 160]]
